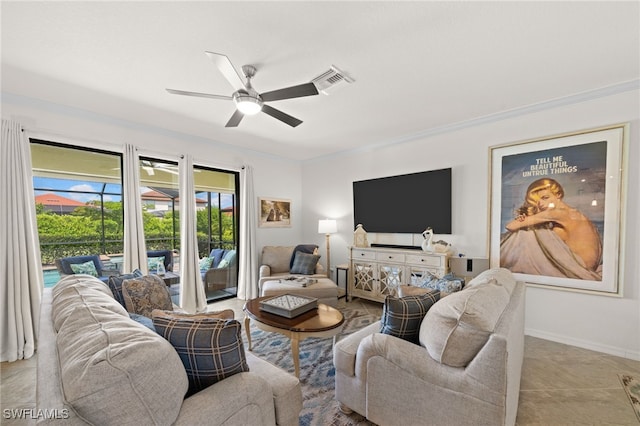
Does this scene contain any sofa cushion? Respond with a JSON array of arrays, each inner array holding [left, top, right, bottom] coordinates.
[[290, 251, 321, 275], [419, 281, 511, 367], [122, 274, 173, 317], [217, 250, 236, 269], [107, 269, 144, 307], [380, 291, 440, 344], [69, 259, 99, 277], [261, 246, 295, 274], [56, 301, 188, 425], [209, 248, 226, 268], [152, 310, 249, 396], [52, 275, 128, 332]]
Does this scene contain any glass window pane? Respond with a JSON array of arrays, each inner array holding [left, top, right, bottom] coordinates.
[[139, 158, 180, 256], [31, 141, 123, 288]]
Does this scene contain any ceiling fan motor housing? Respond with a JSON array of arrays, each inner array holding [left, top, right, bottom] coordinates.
[[233, 90, 263, 115]]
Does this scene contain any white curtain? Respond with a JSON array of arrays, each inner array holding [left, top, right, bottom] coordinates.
[[237, 165, 258, 300], [122, 144, 148, 274], [178, 154, 207, 313], [0, 119, 43, 362]]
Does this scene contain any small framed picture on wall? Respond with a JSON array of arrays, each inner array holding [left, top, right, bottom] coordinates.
[[258, 197, 291, 228]]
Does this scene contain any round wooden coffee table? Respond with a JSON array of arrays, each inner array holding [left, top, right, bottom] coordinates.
[[243, 296, 345, 378]]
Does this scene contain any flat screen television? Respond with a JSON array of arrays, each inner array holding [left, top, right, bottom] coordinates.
[[353, 168, 452, 234]]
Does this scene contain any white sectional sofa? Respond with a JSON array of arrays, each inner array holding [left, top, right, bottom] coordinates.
[[37, 274, 302, 425]]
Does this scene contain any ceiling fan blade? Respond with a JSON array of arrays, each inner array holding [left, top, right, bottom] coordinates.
[[166, 88, 232, 101], [225, 110, 245, 128], [260, 82, 319, 102], [204, 51, 247, 92], [261, 104, 303, 127]]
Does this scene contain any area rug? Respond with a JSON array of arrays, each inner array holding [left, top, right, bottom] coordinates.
[[619, 374, 640, 422], [243, 302, 380, 426]]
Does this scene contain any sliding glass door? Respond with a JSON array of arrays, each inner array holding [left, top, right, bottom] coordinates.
[[194, 166, 239, 301], [31, 141, 241, 302]]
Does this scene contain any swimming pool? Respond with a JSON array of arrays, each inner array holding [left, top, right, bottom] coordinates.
[[43, 269, 61, 288]]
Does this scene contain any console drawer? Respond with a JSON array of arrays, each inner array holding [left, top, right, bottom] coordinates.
[[376, 252, 405, 263], [405, 254, 444, 268], [352, 249, 376, 260]]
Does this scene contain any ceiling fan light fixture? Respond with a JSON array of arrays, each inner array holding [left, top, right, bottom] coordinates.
[[233, 92, 263, 115]]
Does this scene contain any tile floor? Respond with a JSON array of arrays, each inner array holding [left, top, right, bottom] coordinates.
[[2, 297, 639, 425]]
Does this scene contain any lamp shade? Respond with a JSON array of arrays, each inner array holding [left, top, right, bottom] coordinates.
[[318, 219, 337, 234]]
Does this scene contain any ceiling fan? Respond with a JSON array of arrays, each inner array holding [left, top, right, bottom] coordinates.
[[166, 51, 319, 128]]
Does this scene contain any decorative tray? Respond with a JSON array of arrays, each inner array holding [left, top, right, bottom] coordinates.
[[278, 276, 318, 287], [259, 294, 318, 318]]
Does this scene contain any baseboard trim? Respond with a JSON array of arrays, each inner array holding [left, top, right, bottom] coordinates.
[[525, 328, 640, 361]]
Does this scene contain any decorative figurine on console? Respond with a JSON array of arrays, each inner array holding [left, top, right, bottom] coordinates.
[[354, 224, 369, 248], [421, 227, 453, 254]]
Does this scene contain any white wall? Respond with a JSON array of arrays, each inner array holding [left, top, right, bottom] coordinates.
[[2, 95, 305, 254], [301, 89, 640, 360]]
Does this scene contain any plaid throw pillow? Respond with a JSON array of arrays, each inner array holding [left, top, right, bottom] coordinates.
[[380, 291, 441, 344], [152, 310, 249, 396], [290, 251, 320, 275]]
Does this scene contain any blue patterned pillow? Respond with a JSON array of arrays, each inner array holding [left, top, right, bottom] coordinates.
[[121, 275, 173, 317], [69, 260, 99, 277], [147, 256, 165, 272], [108, 269, 143, 307], [417, 272, 463, 294], [290, 251, 320, 275], [152, 310, 249, 396], [199, 257, 213, 271], [380, 291, 441, 344]]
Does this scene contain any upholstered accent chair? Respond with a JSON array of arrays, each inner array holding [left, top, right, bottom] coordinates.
[[258, 245, 326, 291], [203, 249, 237, 292], [333, 268, 526, 426], [55, 254, 110, 283]]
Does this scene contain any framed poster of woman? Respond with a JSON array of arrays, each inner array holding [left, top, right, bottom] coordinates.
[[489, 123, 628, 295]]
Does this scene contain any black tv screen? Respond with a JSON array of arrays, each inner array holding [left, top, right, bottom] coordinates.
[[353, 168, 452, 234]]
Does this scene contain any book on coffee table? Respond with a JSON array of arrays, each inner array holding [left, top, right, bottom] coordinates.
[[259, 294, 318, 318]]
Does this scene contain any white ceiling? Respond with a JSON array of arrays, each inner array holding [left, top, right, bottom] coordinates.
[[2, 1, 639, 161]]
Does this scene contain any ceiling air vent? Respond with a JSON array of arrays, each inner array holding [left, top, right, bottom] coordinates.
[[311, 65, 354, 95]]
